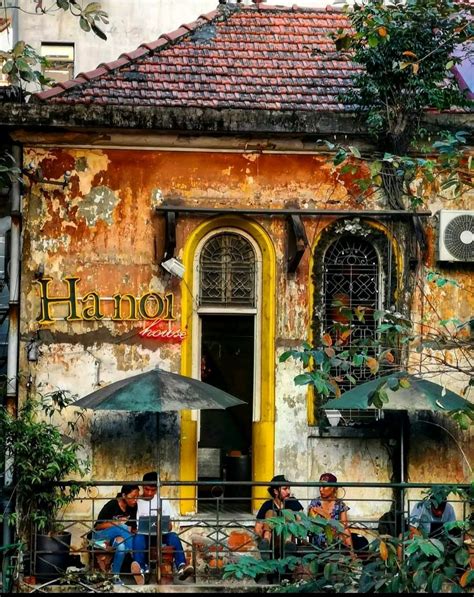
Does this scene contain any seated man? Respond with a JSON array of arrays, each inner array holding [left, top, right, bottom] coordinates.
[[254, 474, 303, 561], [395, 495, 457, 561], [134, 472, 194, 581], [409, 495, 456, 538]]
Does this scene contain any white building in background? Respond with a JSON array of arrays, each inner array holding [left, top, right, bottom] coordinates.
[[1, 1, 335, 83]]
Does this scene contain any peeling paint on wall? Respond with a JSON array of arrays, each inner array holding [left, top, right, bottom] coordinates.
[[18, 144, 473, 523], [77, 185, 119, 226]]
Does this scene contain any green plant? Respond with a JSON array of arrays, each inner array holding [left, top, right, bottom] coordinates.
[[334, 0, 472, 151], [0, 385, 89, 536], [224, 509, 359, 589], [0, 41, 53, 90], [0, 2, 108, 93], [316, 130, 472, 209], [280, 291, 474, 428], [0, 2, 109, 187], [224, 487, 474, 592]]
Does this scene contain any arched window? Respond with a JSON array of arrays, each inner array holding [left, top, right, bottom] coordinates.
[[199, 232, 256, 307], [312, 220, 400, 425], [323, 235, 381, 390], [324, 236, 380, 341]]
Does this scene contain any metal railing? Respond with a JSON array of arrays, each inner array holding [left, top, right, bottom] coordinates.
[[4, 480, 472, 592]]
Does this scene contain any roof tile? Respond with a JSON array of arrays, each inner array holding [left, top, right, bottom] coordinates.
[[36, 4, 358, 112]]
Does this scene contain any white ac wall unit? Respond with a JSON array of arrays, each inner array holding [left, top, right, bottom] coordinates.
[[438, 210, 474, 262]]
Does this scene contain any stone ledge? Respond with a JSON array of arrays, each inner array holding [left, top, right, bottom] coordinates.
[[21, 581, 270, 593]]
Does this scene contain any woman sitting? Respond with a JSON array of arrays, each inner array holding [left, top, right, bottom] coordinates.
[[92, 484, 144, 585], [308, 472, 353, 553]]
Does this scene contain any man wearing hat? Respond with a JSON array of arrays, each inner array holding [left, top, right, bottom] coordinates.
[[254, 474, 303, 561]]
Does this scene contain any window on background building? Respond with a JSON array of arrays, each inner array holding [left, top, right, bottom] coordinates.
[[0, 17, 12, 86], [0, 64, 9, 86], [40, 43, 74, 83]]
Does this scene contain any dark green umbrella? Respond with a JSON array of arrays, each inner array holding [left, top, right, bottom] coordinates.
[[74, 367, 245, 412], [323, 372, 472, 483], [74, 368, 244, 584], [323, 372, 471, 412]]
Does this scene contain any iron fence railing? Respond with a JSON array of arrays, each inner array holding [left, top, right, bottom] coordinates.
[[2, 480, 472, 592]]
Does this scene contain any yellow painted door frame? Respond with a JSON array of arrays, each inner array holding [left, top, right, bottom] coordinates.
[[179, 216, 276, 514]]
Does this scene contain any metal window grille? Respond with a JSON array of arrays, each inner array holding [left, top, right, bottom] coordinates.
[[324, 236, 381, 393], [199, 233, 256, 306]]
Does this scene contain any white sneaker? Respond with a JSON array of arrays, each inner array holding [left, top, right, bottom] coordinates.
[[131, 560, 145, 585], [177, 563, 194, 581]]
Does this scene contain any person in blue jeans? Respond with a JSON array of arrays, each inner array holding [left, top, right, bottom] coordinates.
[[134, 472, 194, 581], [92, 484, 144, 585]]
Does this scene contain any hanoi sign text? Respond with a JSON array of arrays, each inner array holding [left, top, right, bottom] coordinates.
[[36, 276, 177, 324]]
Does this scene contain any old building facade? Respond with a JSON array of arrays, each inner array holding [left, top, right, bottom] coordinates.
[[1, 3, 472, 550]]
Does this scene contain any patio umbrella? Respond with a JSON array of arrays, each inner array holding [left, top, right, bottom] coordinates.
[[323, 371, 472, 483], [74, 367, 245, 412], [323, 372, 471, 412], [323, 372, 472, 536], [75, 367, 245, 582], [74, 367, 245, 488]]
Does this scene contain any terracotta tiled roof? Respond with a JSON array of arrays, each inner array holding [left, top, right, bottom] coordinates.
[[36, 4, 358, 112]]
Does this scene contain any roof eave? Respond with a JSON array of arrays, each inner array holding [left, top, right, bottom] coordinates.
[[0, 103, 366, 137], [0, 103, 472, 139]]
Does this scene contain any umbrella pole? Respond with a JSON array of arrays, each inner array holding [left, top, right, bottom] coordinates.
[[399, 415, 407, 541], [156, 412, 162, 584], [156, 472, 162, 584], [400, 421, 405, 484]]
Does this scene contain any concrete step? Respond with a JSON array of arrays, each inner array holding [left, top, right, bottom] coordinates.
[[115, 583, 271, 593], [21, 581, 272, 593]]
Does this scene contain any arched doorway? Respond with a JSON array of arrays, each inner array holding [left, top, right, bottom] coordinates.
[[179, 216, 276, 514], [196, 230, 260, 510]]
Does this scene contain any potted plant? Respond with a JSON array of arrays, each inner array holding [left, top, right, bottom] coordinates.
[[0, 384, 89, 581]]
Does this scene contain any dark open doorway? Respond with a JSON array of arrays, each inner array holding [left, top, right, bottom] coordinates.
[[198, 314, 254, 511]]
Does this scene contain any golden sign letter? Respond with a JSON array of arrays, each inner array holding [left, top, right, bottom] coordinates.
[[36, 277, 81, 324]]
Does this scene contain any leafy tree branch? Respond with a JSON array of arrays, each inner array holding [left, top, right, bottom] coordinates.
[[326, 0, 473, 210]]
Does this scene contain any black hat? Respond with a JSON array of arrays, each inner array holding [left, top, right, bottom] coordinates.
[[268, 474, 289, 496]]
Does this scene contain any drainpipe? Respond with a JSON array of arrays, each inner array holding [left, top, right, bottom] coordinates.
[[6, 144, 21, 410], [11, 0, 19, 46], [2, 143, 22, 552]]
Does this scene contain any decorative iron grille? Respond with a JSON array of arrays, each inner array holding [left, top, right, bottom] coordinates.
[[199, 233, 256, 306], [323, 236, 381, 391]]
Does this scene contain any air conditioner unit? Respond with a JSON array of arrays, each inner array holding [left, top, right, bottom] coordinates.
[[438, 210, 474, 262]]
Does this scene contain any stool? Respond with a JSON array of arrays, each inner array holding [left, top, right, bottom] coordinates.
[[88, 543, 114, 573], [160, 546, 174, 584], [149, 545, 174, 584], [93, 550, 113, 573]]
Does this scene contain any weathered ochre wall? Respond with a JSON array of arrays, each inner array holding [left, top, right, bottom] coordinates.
[[405, 190, 473, 512], [19, 144, 472, 541]]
